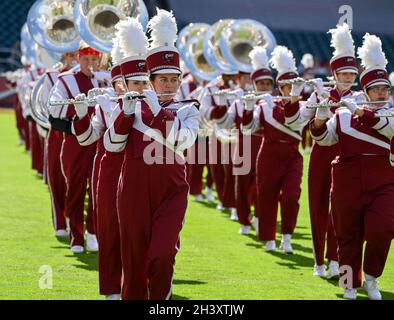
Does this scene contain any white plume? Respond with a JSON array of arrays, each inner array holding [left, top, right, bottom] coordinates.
[[328, 23, 355, 57], [249, 47, 269, 70], [111, 37, 124, 65], [269, 46, 297, 74], [148, 8, 178, 49], [116, 17, 148, 57], [301, 53, 314, 69], [357, 33, 387, 69]]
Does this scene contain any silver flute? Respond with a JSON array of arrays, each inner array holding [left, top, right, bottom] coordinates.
[[278, 77, 358, 87], [49, 93, 176, 107], [208, 90, 273, 97], [307, 100, 394, 117], [240, 94, 300, 101]]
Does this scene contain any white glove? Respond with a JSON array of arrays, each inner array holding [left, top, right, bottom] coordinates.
[[289, 78, 305, 97], [96, 94, 111, 109], [341, 98, 358, 114], [243, 94, 257, 111], [260, 93, 274, 109], [315, 102, 331, 121], [122, 91, 139, 116], [143, 89, 161, 116], [87, 88, 105, 99], [94, 71, 111, 82], [310, 78, 326, 97], [74, 93, 88, 118]]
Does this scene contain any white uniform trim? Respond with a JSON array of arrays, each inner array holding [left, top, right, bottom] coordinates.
[[49, 73, 99, 119], [132, 102, 199, 159], [262, 105, 302, 141], [338, 109, 390, 150]]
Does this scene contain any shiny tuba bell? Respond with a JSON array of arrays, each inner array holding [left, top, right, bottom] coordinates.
[[30, 74, 51, 129], [73, 0, 149, 53], [203, 19, 238, 74], [219, 19, 277, 73], [21, 23, 38, 66], [27, 0, 81, 53], [177, 23, 210, 61], [183, 29, 220, 82]]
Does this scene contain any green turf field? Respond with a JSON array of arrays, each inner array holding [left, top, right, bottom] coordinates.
[[0, 110, 393, 300]]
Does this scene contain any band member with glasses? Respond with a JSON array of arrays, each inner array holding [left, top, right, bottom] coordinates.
[[284, 24, 364, 278]]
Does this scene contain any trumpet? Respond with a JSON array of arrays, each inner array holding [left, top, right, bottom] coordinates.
[[278, 77, 358, 87], [49, 93, 177, 107]]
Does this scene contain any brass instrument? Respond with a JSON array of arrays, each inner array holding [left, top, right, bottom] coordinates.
[[219, 19, 277, 73], [27, 0, 81, 53], [73, 0, 149, 53]]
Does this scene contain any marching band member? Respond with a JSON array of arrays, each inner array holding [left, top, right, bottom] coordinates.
[[242, 46, 303, 253], [42, 52, 78, 237], [178, 71, 214, 202], [73, 18, 150, 300], [16, 60, 39, 153], [284, 23, 363, 277], [207, 47, 272, 234], [310, 33, 394, 300], [200, 70, 239, 218], [178, 70, 203, 200], [48, 41, 102, 254], [104, 9, 200, 300], [9, 69, 27, 146], [19, 64, 44, 174]]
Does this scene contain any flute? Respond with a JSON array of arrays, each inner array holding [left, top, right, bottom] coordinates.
[[306, 100, 389, 109], [278, 78, 357, 87], [49, 93, 176, 107], [307, 100, 394, 117]]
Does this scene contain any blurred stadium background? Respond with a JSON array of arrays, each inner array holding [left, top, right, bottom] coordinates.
[[1, 0, 394, 107]]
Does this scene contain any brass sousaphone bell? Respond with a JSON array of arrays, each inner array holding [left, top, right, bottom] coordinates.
[[219, 19, 277, 73], [73, 0, 149, 53], [205, 19, 277, 143], [27, 0, 81, 53]]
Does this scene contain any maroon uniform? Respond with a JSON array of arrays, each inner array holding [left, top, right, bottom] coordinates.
[[243, 99, 303, 241]]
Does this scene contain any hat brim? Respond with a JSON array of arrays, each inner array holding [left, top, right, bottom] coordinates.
[[336, 68, 358, 74], [125, 75, 149, 81], [253, 76, 274, 82], [151, 68, 181, 75], [365, 80, 391, 89]]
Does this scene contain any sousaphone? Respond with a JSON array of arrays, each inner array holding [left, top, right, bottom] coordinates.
[[73, 0, 149, 53], [27, 0, 81, 53], [219, 19, 277, 73], [30, 75, 51, 129]]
